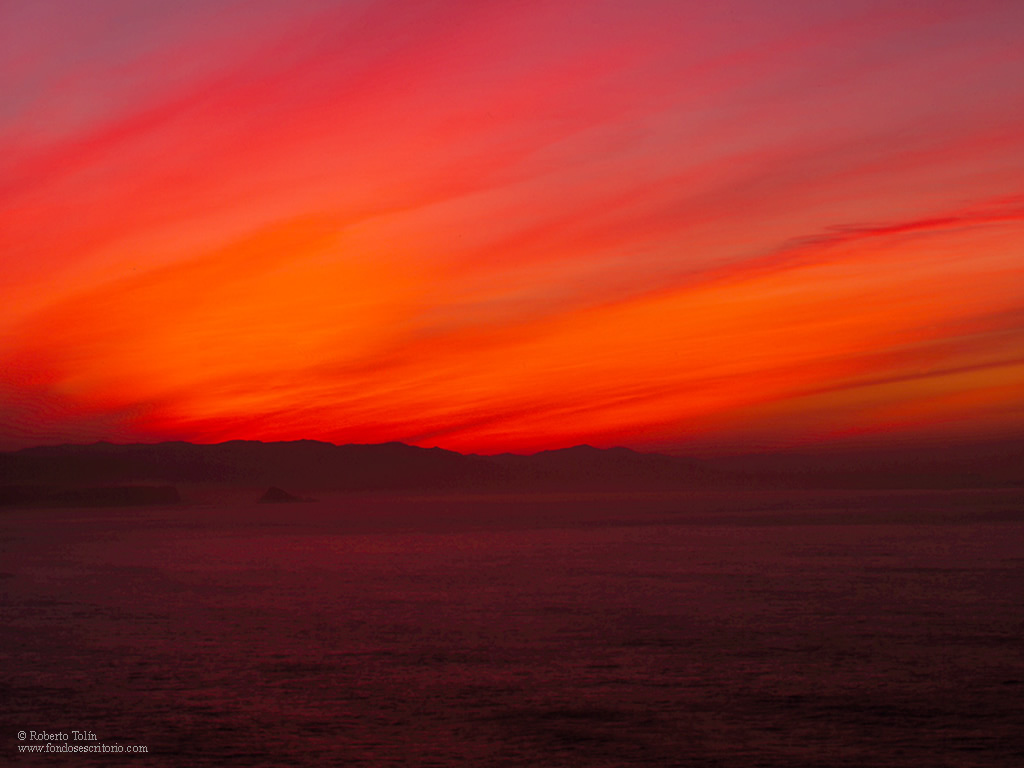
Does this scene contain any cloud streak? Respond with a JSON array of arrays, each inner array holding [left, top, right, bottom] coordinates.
[[2, 0, 1022, 451]]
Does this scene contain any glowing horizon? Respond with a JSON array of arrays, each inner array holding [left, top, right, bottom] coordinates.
[[2, 0, 1023, 454]]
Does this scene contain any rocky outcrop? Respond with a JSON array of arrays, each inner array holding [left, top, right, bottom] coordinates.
[[0, 485, 180, 507], [258, 486, 310, 503]]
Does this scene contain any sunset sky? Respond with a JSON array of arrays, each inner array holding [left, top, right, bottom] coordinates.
[[1, 0, 1022, 454]]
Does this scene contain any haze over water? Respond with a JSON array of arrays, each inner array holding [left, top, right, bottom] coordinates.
[[4, 489, 1023, 766]]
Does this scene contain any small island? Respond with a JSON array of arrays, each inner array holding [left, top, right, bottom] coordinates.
[[258, 486, 315, 503]]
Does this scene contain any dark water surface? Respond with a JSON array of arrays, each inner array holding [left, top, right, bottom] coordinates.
[[2, 489, 1023, 766]]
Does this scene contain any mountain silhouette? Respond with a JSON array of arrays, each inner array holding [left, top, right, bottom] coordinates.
[[0, 438, 1019, 502], [0, 440, 711, 494], [488, 444, 724, 490]]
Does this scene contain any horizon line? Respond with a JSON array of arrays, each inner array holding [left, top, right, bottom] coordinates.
[[4, 434, 1022, 459]]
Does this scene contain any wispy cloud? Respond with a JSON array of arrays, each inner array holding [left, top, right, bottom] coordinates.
[[2, 0, 1022, 450]]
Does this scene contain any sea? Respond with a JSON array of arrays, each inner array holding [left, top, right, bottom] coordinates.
[[2, 489, 1022, 766]]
